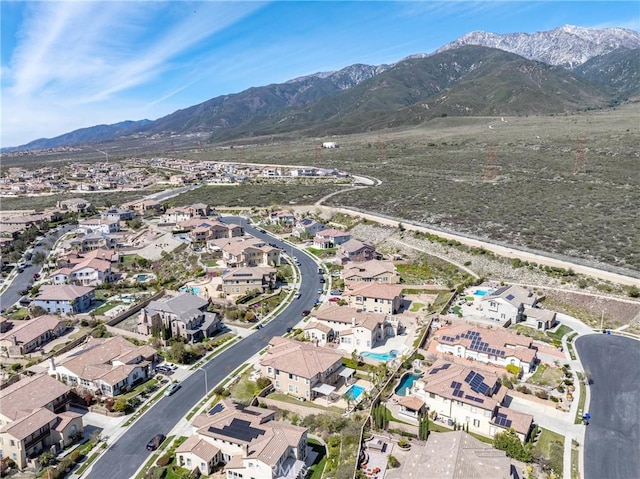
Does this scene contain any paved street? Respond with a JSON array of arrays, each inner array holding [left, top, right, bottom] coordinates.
[[86, 217, 322, 478], [575, 334, 640, 479], [0, 224, 75, 311]]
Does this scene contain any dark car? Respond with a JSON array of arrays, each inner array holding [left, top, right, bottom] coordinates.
[[286, 326, 293, 333], [19, 289, 29, 296], [33, 273, 41, 280], [302, 310, 310, 317], [146, 434, 166, 451], [319, 278, 325, 283]]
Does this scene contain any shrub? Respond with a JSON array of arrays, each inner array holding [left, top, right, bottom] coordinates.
[[156, 454, 171, 467], [255, 377, 272, 390], [535, 390, 549, 400], [387, 455, 400, 468], [506, 364, 522, 377], [517, 385, 531, 395]]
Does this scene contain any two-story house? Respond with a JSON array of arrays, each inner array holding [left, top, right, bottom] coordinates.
[[259, 337, 344, 401], [0, 374, 81, 470], [434, 324, 538, 373], [343, 282, 404, 314], [292, 218, 325, 238], [210, 237, 280, 268], [221, 267, 276, 296], [180, 400, 307, 478], [305, 305, 400, 353], [138, 292, 221, 343], [338, 239, 378, 262], [0, 315, 67, 356], [51, 258, 114, 286], [342, 260, 400, 284], [313, 229, 351, 249], [480, 285, 540, 326], [33, 285, 95, 315], [408, 359, 533, 441], [49, 336, 157, 397]]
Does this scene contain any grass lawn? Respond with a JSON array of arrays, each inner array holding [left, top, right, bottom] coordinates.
[[267, 393, 343, 414], [534, 428, 564, 476], [228, 373, 261, 404], [574, 376, 587, 424], [528, 364, 564, 388], [69, 328, 90, 340], [306, 247, 337, 256], [409, 302, 425, 312], [5, 308, 29, 320], [306, 439, 327, 479], [121, 254, 144, 263], [93, 301, 123, 315], [547, 324, 575, 342], [571, 439, 580, 479], [122, 378, 158, 401]]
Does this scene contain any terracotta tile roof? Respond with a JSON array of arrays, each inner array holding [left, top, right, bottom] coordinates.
[[312, 304, 386, 331], [259, 337, 343, 380], [0, 374, 71, 422], [0, 408, 56, 440], [0, 315, 62, 345], [398, 395, 425, 411], [417, 359, 503, 411], [35, 284, 94, 301], [344, 282, 403, 300], [176, 435, 220, 462]]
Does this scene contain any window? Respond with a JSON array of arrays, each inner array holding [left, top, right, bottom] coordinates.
[[471, 406, 477, 413], [429, 393, 435, 399], [473, 419, 480, 427]]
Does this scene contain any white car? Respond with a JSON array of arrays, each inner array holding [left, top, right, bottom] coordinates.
[[164, 383, 181, 396]]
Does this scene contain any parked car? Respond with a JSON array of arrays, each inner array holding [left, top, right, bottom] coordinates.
[[329, 290, 342, 296], [294, 293, 301, 300], [302, 310, 310, 317], [319, 278, 325, 283], [146, 434, 166, 451], [286, 327, 293, 333], [19, 289, 29, 296], [331, 271, 340, 277], [33, 273, 41, 280], [328, 297, 340, 302], [317, 289, 323, 295], [164, 383, 181, 396]]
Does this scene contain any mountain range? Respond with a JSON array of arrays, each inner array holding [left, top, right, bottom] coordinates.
[[6, 24, 639, 152]]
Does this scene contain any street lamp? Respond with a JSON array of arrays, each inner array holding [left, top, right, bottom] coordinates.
[[198, 367, 208, 395]]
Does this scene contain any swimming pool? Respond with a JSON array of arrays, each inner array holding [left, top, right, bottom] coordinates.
[[180, 286, 200, 294], [473, 288, 494, 296], [395, 373, 422, 396], [136, 274, 147, 282], [345, 384, 365, 401], [361, 350, 398, 362]]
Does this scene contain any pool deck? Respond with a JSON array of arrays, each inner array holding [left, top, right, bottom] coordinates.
[[310, 379, 372, 410]]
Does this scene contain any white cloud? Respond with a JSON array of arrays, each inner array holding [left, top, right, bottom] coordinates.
[[1, 1, 265, 146]]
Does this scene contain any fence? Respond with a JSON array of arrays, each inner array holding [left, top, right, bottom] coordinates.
[[105, 290, 165, 327]]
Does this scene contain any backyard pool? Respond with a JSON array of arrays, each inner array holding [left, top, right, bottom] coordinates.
[[345, 384, 366, 401], [180, 286, 200, 294], [136, 274, 147, 282], [361, 350, 398, 362], [473, 288, 494, 296], [395, 372, 422, 396]]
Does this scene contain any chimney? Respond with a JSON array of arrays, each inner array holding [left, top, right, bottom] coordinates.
[[351, 317, 356, 327], [49, 357, 56, 372]]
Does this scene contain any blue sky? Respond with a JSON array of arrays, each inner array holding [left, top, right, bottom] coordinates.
[[1, 1, 638, 148]]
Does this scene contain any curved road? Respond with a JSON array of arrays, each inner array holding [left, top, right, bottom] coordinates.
[[575, 334, 640, 479], [86, 218, 322, 478]]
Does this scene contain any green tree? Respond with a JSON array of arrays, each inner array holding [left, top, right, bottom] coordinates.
[[418, 413, 430, 441], [493, 429, 533, 462], [112, 397, 130, 412], [169, 341, 187, 364]]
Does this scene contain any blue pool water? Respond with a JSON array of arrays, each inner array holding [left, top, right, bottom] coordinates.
[[345, 384, 365, 401], [473, 288, 494, 296], [361, 350, 398, 362], [395, 373, 422, 396], [136, 274, 147, 282], [180, 286, 200, 294]]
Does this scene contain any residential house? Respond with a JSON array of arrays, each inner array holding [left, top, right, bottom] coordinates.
[[138, 292, 221, 343], [78, 218, 120, 234], [0, 374, 80, 470], [163, 207, 192, 224], [48, 336, 157, 397], [343, 282, 404, 315], [398, 431, 517, 479], [338, 239, 378, 262], [188, 203, 215, 217], [33, 285, 95, 315], [259, 337, 344, 401], [209, 237, 280, 268], [183, 399, 307, 478], [268, 210, 296, 227], [56, 248, 119, 269], [342, 260, 400, 284], [69, 232, 118, 252], [56, 198, 93, 213], [302, 322, 335, 346], [521, 307, 557, 331], [51, 258, 114, 286], [307, 304, 400, 353], [0, 315, 67, 356], [408, 359, 533, 440], [221, 267, 276, 296], [123, 199, 164, 216], [292, 218, 326, 239], [101, 208, 135, 222], [480, 285, 541, 326], [434, 324, 538, 373], [313, 229, 351, 249]]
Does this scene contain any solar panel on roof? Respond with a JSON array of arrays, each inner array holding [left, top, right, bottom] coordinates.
[[442, 363, 450, 369], [506, 294, 515, 300], [464, 371, 476, 383], [451, 381, 461, 389], [208, 403, 224, 416], [453, 389, 464, 398], [207, 418, 265, 443]]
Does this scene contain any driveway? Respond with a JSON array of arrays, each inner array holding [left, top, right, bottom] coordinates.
[[575, 334, 640, 479]]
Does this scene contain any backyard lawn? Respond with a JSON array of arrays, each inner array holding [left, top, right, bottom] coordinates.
[[534, 428, 564, 476], [527, 364, 564, 388]]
